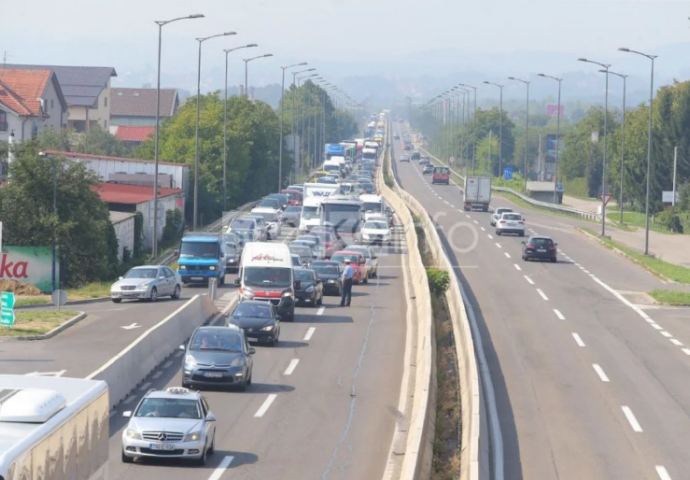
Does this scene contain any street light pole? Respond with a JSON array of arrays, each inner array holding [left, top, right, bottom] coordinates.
[[537, 73, 563, 203], [483, 81, 504, 177], [460, 84, 478, 174], [279, 62, 307, 191], [152, 14, 204, 258], [194, 31, 236, 231], [508, 77, 531, 185], [38, 152, 57, 292], [223, 45, 257, 213], [291, 69, 316, 181], [243, 54, 273, 99], [601, 69, 627, 223], [578, 58, 611, 236], [619, 47, 657, 255]]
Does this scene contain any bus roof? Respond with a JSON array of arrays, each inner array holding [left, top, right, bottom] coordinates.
[[0, 375, 108, 470]]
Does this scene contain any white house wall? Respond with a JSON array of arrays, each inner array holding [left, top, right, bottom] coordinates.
[[112, 216, 135, 262]]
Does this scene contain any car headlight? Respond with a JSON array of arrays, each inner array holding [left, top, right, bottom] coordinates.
[[183, 431, 202, 442], [261, 324, 274, 331], [125, 429, 142, 440], [282, 291, 293, 297], [179, 265, 186, 270], [185, 355, 197, 366], [230, 357, 245, 367], [138, 282, 150, 290], [306, 286, 314, 292], [327, 279, 335, 283], [209, 266, 216, 271]]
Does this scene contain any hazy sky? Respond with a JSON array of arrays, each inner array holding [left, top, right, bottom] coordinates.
[[3, 0, 689, 89]]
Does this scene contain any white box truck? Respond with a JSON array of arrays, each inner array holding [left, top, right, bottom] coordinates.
[[304, 183, 339, 199], [463, 176, 492, 211]]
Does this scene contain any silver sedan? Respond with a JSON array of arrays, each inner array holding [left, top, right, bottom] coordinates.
[[111, 265, 182, 303]]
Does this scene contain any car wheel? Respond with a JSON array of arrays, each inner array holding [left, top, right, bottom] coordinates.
[[121, 450, 134, 464], [551, 257, 557, 263], [171, 285, 181, 300], [195, 444, 208, 466], [149, 287, 158, 302], [522, 256, 527, 261], [219, 275, 225, 286], [519, 232, 525, 237], [247, 369, 253, 385], [112, 298, 122, 303], [364, 275, 369, 284], [208, 433, 215, 455], [238, 381, 247, 392], [495, 231, 501, 236], [182, 381, 190, 388]]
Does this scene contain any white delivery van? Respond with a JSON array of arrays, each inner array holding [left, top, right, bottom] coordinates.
[[322, 160, 342, 176], [303, 182, 339, 200], [362, 147, 377, 162], [359, 194, 386, 221], [300, 197, 323, 232], [236, 242, 296, 322]]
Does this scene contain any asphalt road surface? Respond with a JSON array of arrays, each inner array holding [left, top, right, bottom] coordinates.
[[393, 127, 690, 480]]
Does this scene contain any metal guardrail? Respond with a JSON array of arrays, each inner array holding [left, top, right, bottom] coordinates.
[[415, 144, 600, 221]]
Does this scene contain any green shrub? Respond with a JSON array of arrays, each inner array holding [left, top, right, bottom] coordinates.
[[561, 177, 589, 199], [426, 268, 450, 296], [657, 209, 684, 233]]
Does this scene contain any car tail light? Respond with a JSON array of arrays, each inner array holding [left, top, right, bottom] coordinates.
[[518, 221, 524, 224], [549, 245, 556, 250], [499, 220, 506, 224], [526, 244, 535, 249]]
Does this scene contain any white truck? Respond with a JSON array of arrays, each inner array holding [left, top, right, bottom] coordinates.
[[303, 182, 339, 200], [463, 176, 492, 211]]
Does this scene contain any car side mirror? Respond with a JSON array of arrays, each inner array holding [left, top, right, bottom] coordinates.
[[234, 277, 241, 285], [206, 412, 217, 422], [159, 276, 165, 280], [520, 241, 526, 245], [118, 276, 123, 280], [554, 243, 559, 246], [173, 250, 179, 256], [248, 347, 256, 355], [179, 344, 186, 351], [122, 411, 132, 418]]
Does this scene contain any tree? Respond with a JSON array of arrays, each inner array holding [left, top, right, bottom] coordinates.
[[74, 125, 128, 157], [0, 148, 119, 287]]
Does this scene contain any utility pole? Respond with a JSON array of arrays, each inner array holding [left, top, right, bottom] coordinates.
[[673, 146, 678, 207]]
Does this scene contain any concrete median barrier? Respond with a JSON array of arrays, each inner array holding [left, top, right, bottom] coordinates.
[[86, 294, 218, 409], [381, 125, 491, 480]]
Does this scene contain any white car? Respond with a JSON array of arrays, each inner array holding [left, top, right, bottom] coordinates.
[[490, 207, 513, 226], [359, 220, 392, 245], [495, 212, 525, 236], [250, 208, 282, 240]]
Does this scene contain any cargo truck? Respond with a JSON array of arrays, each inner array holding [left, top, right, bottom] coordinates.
[[303, 182, 339, 199], [463, 176, 492, 211]]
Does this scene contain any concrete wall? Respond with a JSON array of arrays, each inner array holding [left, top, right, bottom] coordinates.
[[111, 213, 136, 262], [136, 194, 183, 249]]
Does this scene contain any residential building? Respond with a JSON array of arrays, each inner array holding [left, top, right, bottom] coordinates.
[[110, 87, 179, 126], [93, 183, 184, 249], [0, 69, 68, 141], [109, 125, 155, 149], [110, 211, 136, 262], [2, 64, 117, 133]]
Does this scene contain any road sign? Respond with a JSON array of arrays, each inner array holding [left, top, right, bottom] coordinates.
[[1, 291, 16, 327], [556, 182, 563, 192], [503, 167, 513, 180], [51, 289, 67, 307], [598, 193, 613, 206], [662, 191, 679, 204]]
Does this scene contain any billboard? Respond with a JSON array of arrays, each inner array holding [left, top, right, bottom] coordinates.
[[545, 134, 565, 164], [0, 246, 55, 293], [546, 104, 564, 117]]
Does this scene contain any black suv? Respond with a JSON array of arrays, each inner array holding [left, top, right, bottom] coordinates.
[[521, 236, 558, 262]]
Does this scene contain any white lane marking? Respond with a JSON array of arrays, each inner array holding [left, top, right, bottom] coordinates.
[[254, 394, 278, 418], [651, 324, 663, 330], [574, 263, 582, 267], [583, 269, 590, 274], [621, 406, 643, 432], [466, 214, 471, 219], [524, 275, 534, 285], [593, 364, 610, 382], [481, 227, 486, 231], [162, 360, 173, 369], [450, 204, 455, 208], [474, 220, 479, 225], [496, 243, 502, 249], [123, 395, 136, 404], [152, 371, 162, 379], [670, 338, 683, 346], [316, 306, 325, 316], [208, 456, 235, 480], [504, 252, 511, 259], [661, 331, 673, 338], [303, 327, 316, 341], [139, 382, 151, 391], [514, 264, 522, 271], [488, 234, 494, 239], [444, 200, 450, 205], [553, 309, 565, 320], [572, 333, 586, 347], [656, 466, 673, 480], [683, 348, 690, 356], [284, 359, 300, 376], [536, 289, 548, 301]]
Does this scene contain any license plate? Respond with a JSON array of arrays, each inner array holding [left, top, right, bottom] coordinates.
[[247, 337, 259, 342], [537, 249, 546, 252], [191, 277, 203, 281], [508, 222, 516, 226], [149, 443, 176, 450], [203, 372, 223, 378]]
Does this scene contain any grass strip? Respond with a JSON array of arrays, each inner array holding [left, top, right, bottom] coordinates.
[[1, 310, 80, 337], [649, 289, 690, 306]]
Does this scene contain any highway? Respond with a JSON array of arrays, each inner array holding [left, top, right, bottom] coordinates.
[[392, 126, 690, 480], [101, 226, 409, 479]]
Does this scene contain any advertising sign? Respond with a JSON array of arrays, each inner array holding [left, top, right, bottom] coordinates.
[[545, 134, 565, 164], [0, 246, 55, 293], [546, 104, 564, 117]]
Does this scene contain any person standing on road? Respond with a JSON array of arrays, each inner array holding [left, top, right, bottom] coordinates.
[[340, 261, 355, 307]]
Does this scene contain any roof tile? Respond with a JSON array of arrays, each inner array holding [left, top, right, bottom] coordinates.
[[111, 88, 178, 118], [0, 69, 52, 116], [92, 183, 182, 205], [113, 126, 155, 142]]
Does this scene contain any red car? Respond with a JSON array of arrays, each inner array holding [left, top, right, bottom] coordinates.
[[281, 189, 303, 206], [330, 250, 368, 284], [432, 166, 450, 185]]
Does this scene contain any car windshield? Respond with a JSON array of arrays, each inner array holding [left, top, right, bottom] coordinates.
[[363, 202, 382, 212], [253, 212, 278, 223], [292, 256, 301, 265], [259, 198, 280, 209], [433, 167, 449, 174], [298, 236, 320, 245], [270, 194, 288, 204], [231, 218, 255, 230], [135, 398, 201, 419], [530, 238, 553, 246], [331, 254, 358, 264], [302, 206, 319, 219], [243, 267, 292, 288], [348, 247, 371, 258], [232, 302, 273, 318], [496, 208, 512, 215], [233, 229, 255, 241], [286, 206, 301, 213], [190, 330, 244, 352], [294, 270, 314, 282], [364, 221, 388, 230], [312, 264, 341, 275], [124, 268, 158, 279], [290, 246, 311, 255], [225, 243, 237, 253], [283, 192, 300, 200], [180, 242, 219, 258], [503, 214, 522, 221]]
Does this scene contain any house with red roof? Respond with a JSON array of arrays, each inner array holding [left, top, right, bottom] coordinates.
[[0, 68, 68, 141], [109, 125, 155, 148]]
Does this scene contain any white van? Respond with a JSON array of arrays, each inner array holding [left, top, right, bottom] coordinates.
[[300, 197, 322, 232], [360, 194, 386, 221], [236, 242, 296, 322]]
